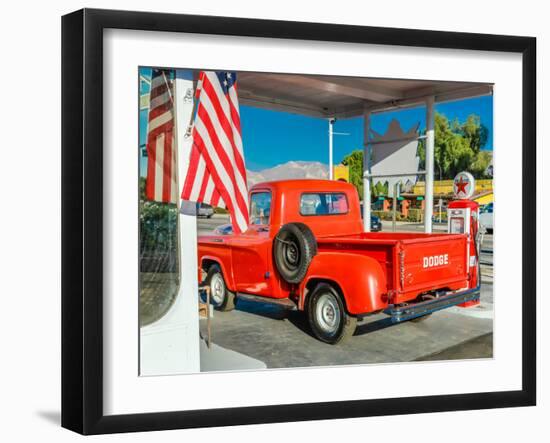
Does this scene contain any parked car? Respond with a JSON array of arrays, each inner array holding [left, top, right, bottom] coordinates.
[[197, 203, 214, 218], [359, 203, 382, 231], [479, 202, 494, 233], [370, 214, 382, 231], [213, 223, 233, 235], [198, 179, 479, 344]]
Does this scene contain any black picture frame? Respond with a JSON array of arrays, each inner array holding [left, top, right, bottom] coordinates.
[[62, 8, 536, 435]]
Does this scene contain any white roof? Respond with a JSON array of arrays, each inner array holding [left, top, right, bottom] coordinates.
[[237, 72, 493, 119]]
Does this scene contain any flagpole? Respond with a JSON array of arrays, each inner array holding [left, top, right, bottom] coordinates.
[[184, 77, 200, 138]]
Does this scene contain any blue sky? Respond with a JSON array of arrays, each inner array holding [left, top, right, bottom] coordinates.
[[139, 68, 493, 173], [239, 96, 493, 171]]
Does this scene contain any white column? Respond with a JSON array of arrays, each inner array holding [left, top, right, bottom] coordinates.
[[328, 118, 334, 180], [139, 70, 201, 375], [424, 96, 435, 233], [362, 110, 371, 232]]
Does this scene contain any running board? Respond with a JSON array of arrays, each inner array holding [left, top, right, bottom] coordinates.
[[384, 288, 480, 323], [236, 293, 298, 310]]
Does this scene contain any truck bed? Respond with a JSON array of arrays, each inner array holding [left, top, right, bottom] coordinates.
[[316, 232, 470, 304]]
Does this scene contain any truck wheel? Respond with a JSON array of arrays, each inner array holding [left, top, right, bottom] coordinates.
[[273, 223, 317, 284], [307, 283, 357, 344], [205, 264, 235, 312]]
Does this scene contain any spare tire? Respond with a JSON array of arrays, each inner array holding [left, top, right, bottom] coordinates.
[[273, 223, 317, 284]]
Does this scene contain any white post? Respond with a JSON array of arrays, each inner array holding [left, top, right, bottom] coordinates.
[[424, 96, 435, 233], [139, 70, 201, 376], [328, 118, 334, 180], [392, 182, 398, 232], [363, 110, 371, 232]]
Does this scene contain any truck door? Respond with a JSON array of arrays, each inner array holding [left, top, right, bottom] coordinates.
[[231, 191, 273, 296]]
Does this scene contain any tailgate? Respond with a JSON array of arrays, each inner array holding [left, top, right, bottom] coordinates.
[[398, 235, 469, 294]]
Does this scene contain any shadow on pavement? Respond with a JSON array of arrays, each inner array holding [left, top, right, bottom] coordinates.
[[354, 316, 396, 336], [285, 310, 316, 338], [234, 299, 289, 320], [283, 310, 398, 341], [232, 300, 402, 339]]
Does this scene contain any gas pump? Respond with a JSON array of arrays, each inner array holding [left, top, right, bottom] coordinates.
[[447, 172, 481, 305]]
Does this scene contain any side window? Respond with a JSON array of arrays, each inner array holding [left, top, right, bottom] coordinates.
[[250, 192, 272, 225], [300, 193, 349, 216]]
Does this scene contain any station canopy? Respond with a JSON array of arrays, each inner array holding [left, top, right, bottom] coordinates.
[[236, 72, 493, 119]]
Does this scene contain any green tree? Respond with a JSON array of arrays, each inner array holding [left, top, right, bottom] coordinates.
[[470, 150, 493, 178], [417, 112, 488, 179], [459, 114, 488, 154], [341, 150, 364, 197], [139, 176, 146, 199], [373, 180, 388, 197], [139, 176, 179, 269]]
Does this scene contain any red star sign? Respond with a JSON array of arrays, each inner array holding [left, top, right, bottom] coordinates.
[[455, 177, 469, 195]]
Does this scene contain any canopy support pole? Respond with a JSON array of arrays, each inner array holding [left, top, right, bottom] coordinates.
[[363, 109, 371, 232], [424, 96, 435, 233], [328, 118, 334, 180]]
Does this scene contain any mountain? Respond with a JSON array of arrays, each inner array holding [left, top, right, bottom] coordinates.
[[246, 161, 329, 186]]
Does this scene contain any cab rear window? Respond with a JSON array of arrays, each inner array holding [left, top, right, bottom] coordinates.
[[300, 193, 349, 216]]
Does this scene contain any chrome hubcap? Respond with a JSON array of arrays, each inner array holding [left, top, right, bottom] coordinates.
[[210, 273, 225, 305], [316, 293, 340, 334]]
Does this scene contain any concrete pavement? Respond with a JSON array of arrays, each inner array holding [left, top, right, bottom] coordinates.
[[200, 288, 493, 369]]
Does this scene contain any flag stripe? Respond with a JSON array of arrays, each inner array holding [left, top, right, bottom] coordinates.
[[198, 168, 210, 202], [195, 92, 248, 213], [194, 112, 249, 224], [171, 134, 178, 203], [181, 143, 200, 199], [145, 69, 176, 204], [154, 133, 165, 202], [193, 130, 247, 229], [146, 138, 156, 199], [149, 111, 172, 133], [194, 121, 248, 227], [203, 176, 215, 202], [162, 131, 173, 202], [150, 90, 171, 110], [211, 188, 222, 208], [190, 155, 206, 202], [202, 74, 247, 182]]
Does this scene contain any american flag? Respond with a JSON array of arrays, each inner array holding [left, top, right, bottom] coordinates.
[[182, 71, 249, 233], [145, 69, 177, 203]]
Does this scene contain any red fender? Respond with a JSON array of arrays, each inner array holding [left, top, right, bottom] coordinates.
[[198, 243, 236, 291], [299, 252, 388, 315]]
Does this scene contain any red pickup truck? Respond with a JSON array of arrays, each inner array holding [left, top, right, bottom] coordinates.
[[198, 179, 480, 344]]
